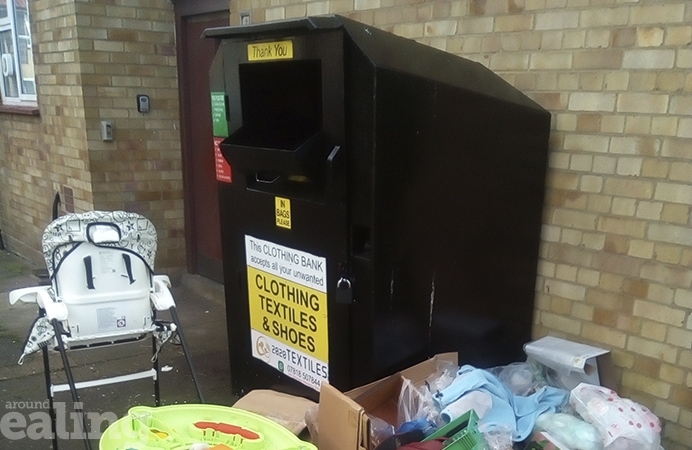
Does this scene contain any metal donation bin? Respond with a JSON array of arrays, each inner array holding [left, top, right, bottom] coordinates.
[[204, 15, 551, 400]]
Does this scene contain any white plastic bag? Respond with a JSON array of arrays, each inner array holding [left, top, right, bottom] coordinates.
[[570, 383, 661, 450], [535, 412, 603, 450]]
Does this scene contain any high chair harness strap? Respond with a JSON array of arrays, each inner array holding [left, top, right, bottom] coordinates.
[[123, 254, 135, 284], [83, 256, 95, 290], [83, 253, 137, 289]]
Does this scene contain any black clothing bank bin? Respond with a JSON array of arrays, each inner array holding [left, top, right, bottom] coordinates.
[[204, 16, 550, 400]]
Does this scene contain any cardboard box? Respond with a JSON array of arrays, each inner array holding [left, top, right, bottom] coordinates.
[[318, 353, 458, 450], [524, 336, 616, 391], [233, 389, 317, 435]]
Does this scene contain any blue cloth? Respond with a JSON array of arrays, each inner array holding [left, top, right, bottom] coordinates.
[[434, 365, 567, 441], [398, 418, 436, 436]]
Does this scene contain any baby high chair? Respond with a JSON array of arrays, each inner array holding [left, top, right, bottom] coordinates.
[[9, 211, 204, 450]]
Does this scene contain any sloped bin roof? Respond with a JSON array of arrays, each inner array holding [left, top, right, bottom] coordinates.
[[203, 15, 545, 114]]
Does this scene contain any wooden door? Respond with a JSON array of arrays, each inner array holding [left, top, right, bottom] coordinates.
[[178, 10, 229, 282]]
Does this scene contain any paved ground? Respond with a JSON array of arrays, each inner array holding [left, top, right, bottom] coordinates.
[[0, 250, 235, 449]]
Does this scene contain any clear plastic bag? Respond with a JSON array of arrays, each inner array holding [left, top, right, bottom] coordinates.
[[488, 361, 566, 396], [570, 383, 661, 450], [426, 360, 458, 393], [489, 362, 539, 396], [535, 412, 603, 450], [397, 360, 457, 428], [369, 414, 396, 449], [398, 378, 438, 428], [481, 423, 513, 450]]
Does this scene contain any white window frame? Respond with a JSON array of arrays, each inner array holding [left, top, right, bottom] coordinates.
[[0, 0, 37, 106]]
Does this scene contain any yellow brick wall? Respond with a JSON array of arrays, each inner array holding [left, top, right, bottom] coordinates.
[[0, 114, 48, 260], [0, 0, 91, 263], [73, 0, 184, 268], [0, 0, 184, 269], [231, 1, 691, 448]]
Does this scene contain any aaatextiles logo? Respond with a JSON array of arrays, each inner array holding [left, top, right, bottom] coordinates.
[[1, 401, 118, 440]]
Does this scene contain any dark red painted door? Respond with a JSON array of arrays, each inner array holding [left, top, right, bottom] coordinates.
[[180, 13, 229, 282]]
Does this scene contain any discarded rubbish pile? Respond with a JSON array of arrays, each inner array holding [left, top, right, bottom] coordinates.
[[309, 337, 662, 450]]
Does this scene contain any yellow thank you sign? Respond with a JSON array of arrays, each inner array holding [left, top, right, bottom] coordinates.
[[248, 40, 293, 61]]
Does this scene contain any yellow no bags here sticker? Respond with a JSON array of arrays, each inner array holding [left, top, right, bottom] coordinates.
[[248, 40, 294, 61]]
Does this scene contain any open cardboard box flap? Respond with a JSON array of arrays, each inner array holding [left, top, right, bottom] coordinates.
[[319, 353, 457, 450], [320, 383, 369, 450]]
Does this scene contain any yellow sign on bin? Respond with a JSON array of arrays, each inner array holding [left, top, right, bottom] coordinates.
[[248, 266, 328, 361], [245, 235, 328, 391], [275, 197, 291, 229], [247, 40, 293, 61]]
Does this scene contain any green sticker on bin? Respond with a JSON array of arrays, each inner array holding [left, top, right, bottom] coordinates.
[[211, 92, 228, 137]]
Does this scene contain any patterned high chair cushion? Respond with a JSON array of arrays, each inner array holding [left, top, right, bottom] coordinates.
[[42, 210, 157, 279]]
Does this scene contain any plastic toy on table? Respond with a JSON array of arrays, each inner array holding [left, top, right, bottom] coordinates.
[[99, 404, 317, 450]]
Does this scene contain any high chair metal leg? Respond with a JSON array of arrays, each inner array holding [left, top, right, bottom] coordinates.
[[51, 319, 93, 450], [152, 333, 161, 406], [42, 345, 59, 450], [169, 307, 205, 403], [38, 308, 60, 450]]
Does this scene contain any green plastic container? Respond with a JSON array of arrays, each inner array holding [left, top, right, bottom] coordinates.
[[99, 404, 317, 450], [423, 410, 488, 450]]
